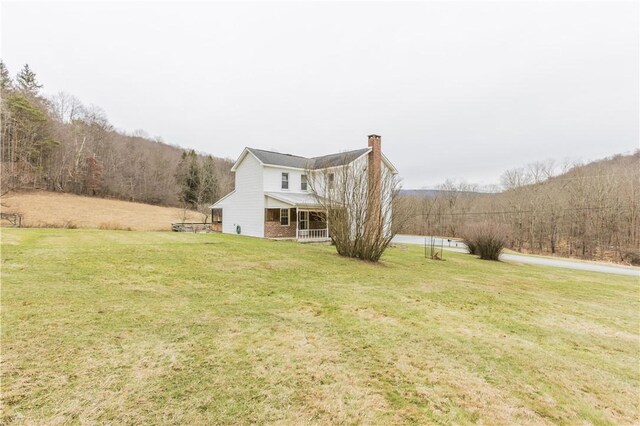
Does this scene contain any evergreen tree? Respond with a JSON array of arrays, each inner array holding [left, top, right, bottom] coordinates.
[[199, 155, 218, 204], [0, 60, 12, 93], [3, 93, 54, 187], [175, 150, 200, 207], [16, 64, 43, 95]]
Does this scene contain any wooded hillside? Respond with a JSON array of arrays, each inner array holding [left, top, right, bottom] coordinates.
[[399, 152, 640, 264], [0, 62, 234, 208]]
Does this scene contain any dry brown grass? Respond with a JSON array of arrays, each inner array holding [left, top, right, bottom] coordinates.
[[0, 191, 203, 231]]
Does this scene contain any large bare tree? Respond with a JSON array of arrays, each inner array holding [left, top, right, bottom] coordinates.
[[307, 154, 404, 262]]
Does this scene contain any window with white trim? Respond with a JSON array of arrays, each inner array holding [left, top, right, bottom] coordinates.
[[281, 173, 289, 190], [301, 174, 307, 191], [280, 208, 289, 226]]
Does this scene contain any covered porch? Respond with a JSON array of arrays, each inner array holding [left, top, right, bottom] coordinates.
[[296, 209, 329, 241], [264, 192, 330, 242]]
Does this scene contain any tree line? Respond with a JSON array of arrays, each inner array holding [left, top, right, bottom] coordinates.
[[398, 153, 640, 264], [0, 61, 234, 211]]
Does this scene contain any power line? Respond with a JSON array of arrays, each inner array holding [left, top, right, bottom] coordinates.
[[415, 206, 627, 217]]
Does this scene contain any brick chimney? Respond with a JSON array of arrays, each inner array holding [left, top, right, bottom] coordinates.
[[368, 134, 382, 192], [367, 134, 382, 235]]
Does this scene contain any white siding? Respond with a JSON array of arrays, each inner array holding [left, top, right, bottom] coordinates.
[[219, 153, 265, 237], [265, 196, 293, 209], [381, 162, 394, 237], [263, 166, 309, 193]]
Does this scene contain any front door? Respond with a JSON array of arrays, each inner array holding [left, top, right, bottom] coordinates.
[[299, 211, 309, 230]]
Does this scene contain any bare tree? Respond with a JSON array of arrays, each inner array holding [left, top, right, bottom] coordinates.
[[307, 156, 405, 262], [49, 92, 83, 123]]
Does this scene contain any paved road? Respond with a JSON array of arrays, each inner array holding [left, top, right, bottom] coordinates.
[[392, 235, 468, 252], [392, 235, 640, 277]]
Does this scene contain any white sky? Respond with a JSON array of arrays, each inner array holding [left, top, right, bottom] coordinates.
[[1, 1, 638, 188]]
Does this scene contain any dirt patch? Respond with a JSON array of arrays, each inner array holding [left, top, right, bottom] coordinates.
[[353, 307, 397, 324]]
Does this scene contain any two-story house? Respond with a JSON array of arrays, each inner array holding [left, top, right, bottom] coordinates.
[[211, 134, 398, 241]]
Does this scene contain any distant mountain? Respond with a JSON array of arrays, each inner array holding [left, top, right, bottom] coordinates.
[[399, 189, 441, 198], [399, 189, 490, 198]]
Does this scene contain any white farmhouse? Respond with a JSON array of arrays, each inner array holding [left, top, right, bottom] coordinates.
[[211, 134, 398, 241]]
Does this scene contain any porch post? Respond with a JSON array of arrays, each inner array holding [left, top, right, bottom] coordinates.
[[296, 209, 299, 240], [326, 209, 329, 239]]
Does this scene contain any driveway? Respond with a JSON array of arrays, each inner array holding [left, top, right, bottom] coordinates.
[[392, 235, 640, 277]]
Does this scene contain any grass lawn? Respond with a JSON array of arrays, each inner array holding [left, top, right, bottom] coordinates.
[[1, 229, 638, 424]]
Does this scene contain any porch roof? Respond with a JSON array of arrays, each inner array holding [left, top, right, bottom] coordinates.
[[265, 192, 324, 209]]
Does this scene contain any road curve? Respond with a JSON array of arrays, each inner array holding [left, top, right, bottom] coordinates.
[[392, 235, 640, 277]]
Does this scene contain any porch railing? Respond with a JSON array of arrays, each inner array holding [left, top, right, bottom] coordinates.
[[298, 228, 329, 240]]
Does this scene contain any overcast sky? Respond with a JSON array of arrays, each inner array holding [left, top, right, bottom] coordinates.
[[1, 1, 638, 188]]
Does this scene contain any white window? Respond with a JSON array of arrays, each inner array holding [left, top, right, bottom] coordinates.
[[280, 208, 289, 226], [301, 174, 307, 191], [328, 173, 334, 189], [281, 173, 289, 190]]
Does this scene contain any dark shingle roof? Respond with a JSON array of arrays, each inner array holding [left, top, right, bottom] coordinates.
[[311, 149, 371, 169], [246, 148, 311, 169], [247, 147, 370, 170]]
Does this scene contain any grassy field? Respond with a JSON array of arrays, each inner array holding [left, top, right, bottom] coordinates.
[[1, 229, 638, 424], [0, 191, 202, 231]]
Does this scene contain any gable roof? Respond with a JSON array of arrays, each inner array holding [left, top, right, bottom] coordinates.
[[240, 147, 371, 170]]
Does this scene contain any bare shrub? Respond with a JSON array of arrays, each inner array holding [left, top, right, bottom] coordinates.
[[462, 223, 507, 261], [99, 221, 130, 231], [307, 150, 408, 262], [32, 220, 78, 229], [465, 239, 478, 256], [62, 220, 78, 229], [621, 250, 640, 266]]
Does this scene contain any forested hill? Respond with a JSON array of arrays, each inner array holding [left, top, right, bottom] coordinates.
[[399, 151, 640, 263], [0, 61, 234, 209], [545, 151, 639, 185]]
